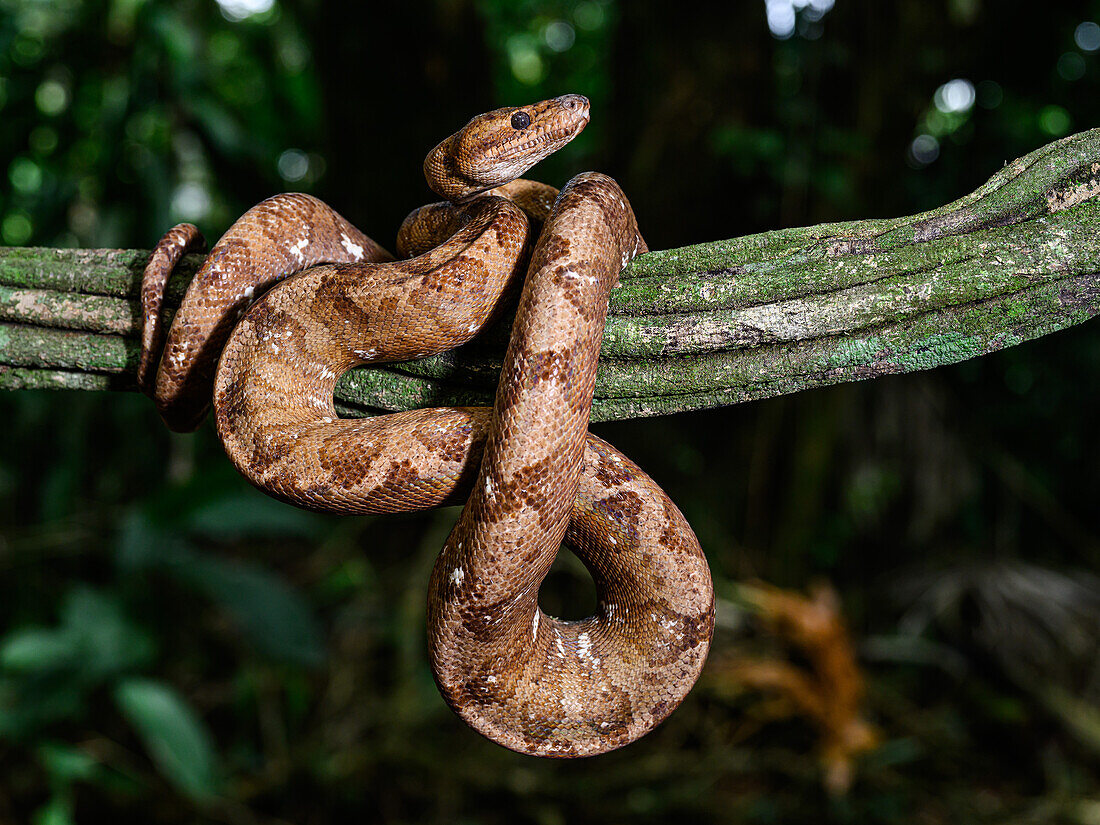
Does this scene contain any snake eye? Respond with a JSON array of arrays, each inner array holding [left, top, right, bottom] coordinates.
[[510, 111, 531, 130]]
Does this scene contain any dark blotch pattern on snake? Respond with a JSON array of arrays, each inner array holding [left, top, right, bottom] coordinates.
[[141, 95, 714, 757]]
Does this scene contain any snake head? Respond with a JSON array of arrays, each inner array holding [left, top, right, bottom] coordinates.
[[425, 94, 591, 201]]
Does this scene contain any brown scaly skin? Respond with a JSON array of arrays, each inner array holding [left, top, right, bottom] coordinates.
[[141, 95, 714, 757], [145, 194, 394, 432], [138, 222, 205, 394], [427, 173, 711, 756]]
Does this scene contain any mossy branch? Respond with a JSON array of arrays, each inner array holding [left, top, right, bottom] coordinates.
[[1, 130, 1099, 422]]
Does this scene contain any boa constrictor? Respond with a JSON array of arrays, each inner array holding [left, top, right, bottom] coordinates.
[[140, 95, 714, 757]]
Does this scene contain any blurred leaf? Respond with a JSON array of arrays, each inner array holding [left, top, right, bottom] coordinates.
[[187, 97, 249, 156], [124, 476, 326, 545], [116, 508, 191, 570], [185, 491, 325, 541], [59, 587, 156, 680], [118, 510, 325, 665], [176, 554, 325, 667], [113, 678, 219, 803], [36, 741, 99, 783], [32, 795, 75, 825], [0, 629, 80, 673], [0, 587, 155, 740], [0, 674, 86, 740], [1038, 685, 1100, 756], [0, 588, 152, 689]]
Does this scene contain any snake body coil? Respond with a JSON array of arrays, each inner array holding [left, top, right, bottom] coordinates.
[[142, 95, 714, 757]]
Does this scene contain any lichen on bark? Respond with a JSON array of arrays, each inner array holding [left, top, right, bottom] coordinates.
[[0, 129, 1098, 422]]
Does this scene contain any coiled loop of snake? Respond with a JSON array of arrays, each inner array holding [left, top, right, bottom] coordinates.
[[141, 95, 714, 757]]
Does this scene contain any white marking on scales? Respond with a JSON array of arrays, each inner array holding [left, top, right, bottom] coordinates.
[[577, 631, 599, 664], [340, 232, 365, 260], [290, 237, 309, 262]]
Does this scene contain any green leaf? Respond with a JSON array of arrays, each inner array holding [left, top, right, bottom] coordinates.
[[0, 629, 79, 673], [0, 588, 154, 681], [116, 511, 325, 666], [116, 509, 191, 571], [60, 587, 156, 679], [113, 678, 219, 802], [36, 741, 99, 782], [32, 795, 75, 825], [185, 491, 325, 541], [178, 555, 326, 667], [0, 587, 157, 740], [0, 674, 86, 739]]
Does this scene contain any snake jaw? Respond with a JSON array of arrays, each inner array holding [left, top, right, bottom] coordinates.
[[426, 94, 591, 201]]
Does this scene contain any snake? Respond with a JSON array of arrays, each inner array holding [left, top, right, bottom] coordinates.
[[140, 95, 714, 758]]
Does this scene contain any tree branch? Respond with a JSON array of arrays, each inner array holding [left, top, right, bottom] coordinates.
[[1, 130, 1098, 421]]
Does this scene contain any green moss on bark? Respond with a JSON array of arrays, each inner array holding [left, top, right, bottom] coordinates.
[[0, 129, 1098, 422]]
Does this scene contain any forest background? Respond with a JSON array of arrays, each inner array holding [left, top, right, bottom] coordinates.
[[1, 1, 1099, 823]]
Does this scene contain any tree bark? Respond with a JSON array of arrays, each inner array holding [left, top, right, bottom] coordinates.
[[1, 130, 1098, 422]]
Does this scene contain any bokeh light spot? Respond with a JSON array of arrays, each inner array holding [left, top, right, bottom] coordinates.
[[12, 34, 44, 65], [933, 79, 975, 113], [68, 199, 98, 239], [1039, 105, 1071, 136], [573, 2, 605, 31], [2, 212, 33, 245], [29, 125, 59, 155], [765, 0, 835, 40], [9, 158, 43, 194], [1074, 21, 1100, 52], [909, 134, 940, 166], [277, 149, 309, 182], [506, 35, 545, 85], [216, 0, 275, 23], [976, 79, 1003, 108], [1057, 52, 1086, 81], [277, 38, 309, 72], [35, 80, 69, 116], [171, 182, 212, 221], [765, 0, 796, 39], [543, 20, 576, 52]]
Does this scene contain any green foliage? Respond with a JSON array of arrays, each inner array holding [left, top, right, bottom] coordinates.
[[113, 678, 220, 801], [0, 587, 155, 737], [0, 0, 323, 247], [119, 506, 327, 666], [0, 485, 327, 812], [478, 0, 617, 180]]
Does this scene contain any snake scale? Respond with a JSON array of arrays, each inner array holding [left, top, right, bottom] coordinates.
[[140, 95, 714, 757]]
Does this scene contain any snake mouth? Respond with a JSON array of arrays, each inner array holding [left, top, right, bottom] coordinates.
[[432, 94, 593, 198], [500, 124, 586, 159]]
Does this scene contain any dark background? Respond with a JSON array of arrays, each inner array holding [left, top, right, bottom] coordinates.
[[1, 1, 1099, 823]]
